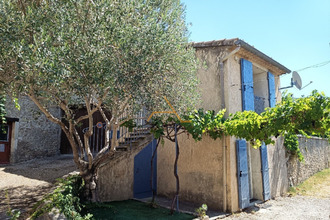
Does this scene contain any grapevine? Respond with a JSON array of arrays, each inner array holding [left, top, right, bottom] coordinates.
[[151, 91, 330, 161]]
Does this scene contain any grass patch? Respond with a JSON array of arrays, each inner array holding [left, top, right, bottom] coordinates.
[[82, 200, 194, 220], [289, 168, 330, 197]]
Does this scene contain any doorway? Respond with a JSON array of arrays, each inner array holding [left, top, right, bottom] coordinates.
[[133, 139, 157, 199], [0, 123, 12, 164]]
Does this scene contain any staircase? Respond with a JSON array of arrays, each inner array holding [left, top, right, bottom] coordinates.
[[82, 109, 152, 154], [116, 127, 151, 151]]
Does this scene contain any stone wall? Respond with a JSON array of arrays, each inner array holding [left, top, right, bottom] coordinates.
[[5, 96, 61, 162], [287, 135, 330, 186]]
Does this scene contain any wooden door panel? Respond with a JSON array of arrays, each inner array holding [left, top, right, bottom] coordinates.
[[0, 124, 11, 163]]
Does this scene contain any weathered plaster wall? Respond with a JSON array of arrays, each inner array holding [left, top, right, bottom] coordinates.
[[225, 55, 242, 115], [97, 135, 154, 202], [287, 136, 330, 186], [247, 145, 263, 200], [225, 136, 239, 212], [275, 75, 281, 103], [5, 96, 61, 163], [253, 71, 268, 108], [224, 56, 242, 212], [267, 137, 289, 198], [97, 153, 135, 202], [195, 47, 230, 111], [157, 134, 224, 210]]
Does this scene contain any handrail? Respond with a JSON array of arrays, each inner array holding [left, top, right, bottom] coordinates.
[[82, 108, 151, 153]]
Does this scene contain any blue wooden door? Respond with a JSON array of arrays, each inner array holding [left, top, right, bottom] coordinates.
[[241, 58, 254, 111], [267, 72, 276, 107], [238, 58, 254, 208], [133, 139, 157, 199], [260, 143, 271, 200], [236, 139, 250, 209], [258, 72, 274, 201]]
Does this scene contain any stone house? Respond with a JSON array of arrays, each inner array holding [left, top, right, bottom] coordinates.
[[96, 38, 292, 213], [157, 38, 291, 212], [1, 38, 327, 214], [1, 96, 61, 164]]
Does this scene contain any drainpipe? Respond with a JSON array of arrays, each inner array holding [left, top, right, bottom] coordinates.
[[219, 46, 240, 212]]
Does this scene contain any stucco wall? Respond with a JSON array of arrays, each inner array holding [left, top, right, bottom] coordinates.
[[157, 134, 224, 210], [267, 137, 289, 197], [195, 47, 230, 111], [247, 145, 263, 200], [97, 153, 135, 202], [287, 136, 330, 186], [253, 71, 268, 108], [225, 55, 242, 115], [5, 96, 61, 163]]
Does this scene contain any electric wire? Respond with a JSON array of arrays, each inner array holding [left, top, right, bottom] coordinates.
[[295, 60, 330, 72]]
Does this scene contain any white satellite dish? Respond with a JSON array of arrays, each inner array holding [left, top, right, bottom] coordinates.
[[292, 71, 302, 90], [279, 71, 303, 90]]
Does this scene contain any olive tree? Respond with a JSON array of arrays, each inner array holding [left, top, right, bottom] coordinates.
[[0, 0, 199, 200]]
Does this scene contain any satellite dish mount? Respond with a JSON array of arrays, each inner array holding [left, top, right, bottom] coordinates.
[[279, 71, 303, 90]]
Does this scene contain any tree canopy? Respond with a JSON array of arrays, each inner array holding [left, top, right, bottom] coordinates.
[[0, 0, 199, 200]]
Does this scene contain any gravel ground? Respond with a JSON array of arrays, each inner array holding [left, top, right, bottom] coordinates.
[[0, 155, 329, 220], [223, 196, 330, 220], [0, 155, 77, 219]]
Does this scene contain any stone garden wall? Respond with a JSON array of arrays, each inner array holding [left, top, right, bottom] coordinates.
[[287, 135, 330, 186]]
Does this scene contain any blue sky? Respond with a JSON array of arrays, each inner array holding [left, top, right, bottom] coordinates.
[[181, 0, 330, 97]]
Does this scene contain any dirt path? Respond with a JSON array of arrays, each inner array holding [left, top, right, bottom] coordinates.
[[223, 195, 330, 220], [223, 170, 330, 220], [0, 155, 77, 219], [0, 155, 329, 220]]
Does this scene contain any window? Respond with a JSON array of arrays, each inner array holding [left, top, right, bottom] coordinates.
[[0, 126, 9, 142]]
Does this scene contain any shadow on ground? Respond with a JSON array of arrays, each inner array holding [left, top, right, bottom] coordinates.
[[0, 185, 54, 219], [0, 154, 76, 183]]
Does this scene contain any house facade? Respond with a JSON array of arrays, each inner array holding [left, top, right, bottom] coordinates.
[[157, 38, 291, 212], [1, 38, 295, 213], [96, 38, 292, 213], [1, 96, 61, 163]]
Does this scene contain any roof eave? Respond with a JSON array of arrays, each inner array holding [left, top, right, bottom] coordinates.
[[234, 40, 291, 74]]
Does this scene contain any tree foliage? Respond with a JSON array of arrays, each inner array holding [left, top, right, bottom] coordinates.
[[151, 91, 330, 161], [0, 92, 6, 126], [0, 0, 198, 200]]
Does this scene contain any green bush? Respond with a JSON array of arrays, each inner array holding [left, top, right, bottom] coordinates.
[[30, 174, 92, 220]]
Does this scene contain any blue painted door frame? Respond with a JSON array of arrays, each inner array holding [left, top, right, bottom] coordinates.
[[133, 139, 157, 199], [236, 139, 250, 209], [238, 58, 254, 209], [258, 71, 275, 201], [241, 58, 254, 111], [260, 143, 271, 200], [267, 72, 276, 108], [239, 59, 271, 207]]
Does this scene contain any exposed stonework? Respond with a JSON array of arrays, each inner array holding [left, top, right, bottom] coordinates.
[[5, 96, 61, 163], [287, 136, 330, 186]]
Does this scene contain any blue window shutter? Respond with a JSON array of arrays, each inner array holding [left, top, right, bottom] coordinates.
[[267, 72, 276, 108], [260, 143, 271, 201], [241, 59, 255, 111], [236, 139, 250, 209]]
